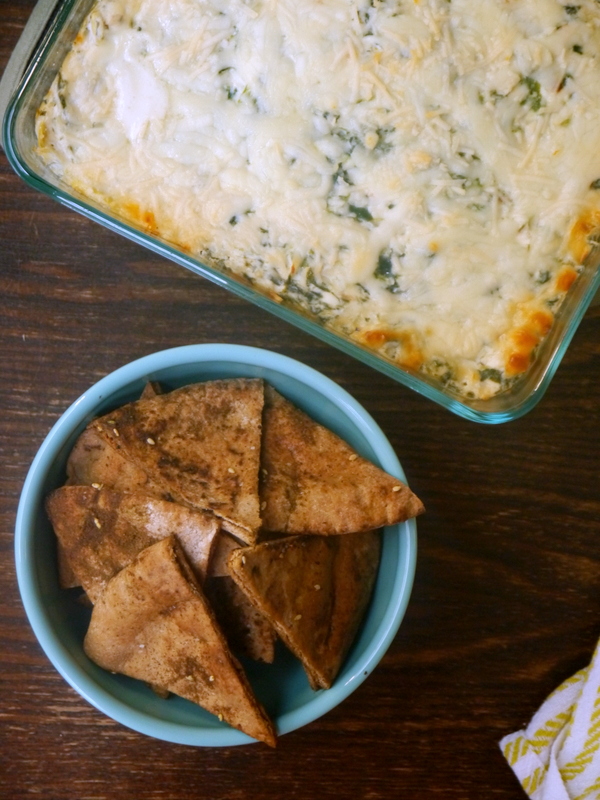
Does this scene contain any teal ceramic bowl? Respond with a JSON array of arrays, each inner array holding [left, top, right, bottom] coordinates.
[[14, 344, 418, 746]]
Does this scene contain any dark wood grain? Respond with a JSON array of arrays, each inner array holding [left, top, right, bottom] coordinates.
[[2, 5, 600, 797]]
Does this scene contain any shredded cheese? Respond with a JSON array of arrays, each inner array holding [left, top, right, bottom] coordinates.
[[35, 0, 600, 399]]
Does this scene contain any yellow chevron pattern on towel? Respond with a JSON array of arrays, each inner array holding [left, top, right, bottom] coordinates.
[[572, 775, 600, 800], [500, 636, 600, 799], [530, 711, 572, 754], [547, 668, 589, 701], [501, 710, 574, 766], [561, 694, 600, 781], [500, 640, 600, 800], [522, 766, 546, 795], [501, 734, 532, 766]]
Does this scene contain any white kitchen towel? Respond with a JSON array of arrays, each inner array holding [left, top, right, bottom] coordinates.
[[500, 640, 600, 799]]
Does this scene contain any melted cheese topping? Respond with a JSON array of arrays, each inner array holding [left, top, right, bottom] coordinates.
[[36, 0, 600, 399]]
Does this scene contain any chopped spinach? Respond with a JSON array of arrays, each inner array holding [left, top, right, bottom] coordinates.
[[373, 126, 395, 155], [332, 165, 353, 186], [57, 73, 68, 109], [332, 127, 361, 155], [450, 172, 483, 190], [425, 358, 454, 385], [282, 266, 338, 317], [374, 249, 403, 293], [479, 368, 503, 383], [348, 204, 373, 222], [375, 251, 394, 278], [519, 76, 543, 112], [534, 269, 551, 284]]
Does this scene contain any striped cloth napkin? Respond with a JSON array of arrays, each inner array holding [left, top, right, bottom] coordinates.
[[500, 640, 600, 799]]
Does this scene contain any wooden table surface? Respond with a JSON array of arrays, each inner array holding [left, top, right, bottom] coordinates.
[[2, 4, 600, 798]]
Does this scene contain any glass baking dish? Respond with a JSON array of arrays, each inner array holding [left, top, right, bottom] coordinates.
[[3, 0, 600, 424]]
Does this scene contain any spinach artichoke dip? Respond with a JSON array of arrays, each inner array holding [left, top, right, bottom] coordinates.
[[36, 0, 600, 399]]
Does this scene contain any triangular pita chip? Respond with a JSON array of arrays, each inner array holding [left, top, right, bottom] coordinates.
[[91, 379, 265, 543], [227, 531, 381, 689], [204, 532, 277, 663], [84, 536, 276, 746], [46, 486, 220, 603], [260, 386, 424, 535], [139, 380, 164, 399], [66, 425, 168, 497], [66, 426, 245, 541], [204, 575, 277, 664], [57, 541, 80, 589], [65, 378, 166, 494], [207, 531, 244, 578]]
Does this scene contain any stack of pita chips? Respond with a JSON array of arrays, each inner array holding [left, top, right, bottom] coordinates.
[[46, 378, 424, 746]]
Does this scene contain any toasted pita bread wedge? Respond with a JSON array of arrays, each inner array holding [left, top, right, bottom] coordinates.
[[260, 386, 424, 535], [66, 425, 246, 542], [228, 530, 381, 690], [66, 379, 165, 493], [84, 536, 276, 747], [91, 379, 264, 543], [204, 532, 277, 663], [57, 542, 80, 589], [139, 380, 164, 400], [204, 575, 277, 664], [46, 486, 220, 603], [208, 531, 244, 578], [66, 425, 167, 496]]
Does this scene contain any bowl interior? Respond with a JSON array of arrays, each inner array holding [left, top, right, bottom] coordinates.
[[15, 344, 417, 746]]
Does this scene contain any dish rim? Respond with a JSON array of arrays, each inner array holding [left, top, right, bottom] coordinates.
[[5, 0, 600, 424]]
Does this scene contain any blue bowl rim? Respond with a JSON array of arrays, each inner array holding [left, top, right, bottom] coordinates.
[[14, 343, 417, 746]]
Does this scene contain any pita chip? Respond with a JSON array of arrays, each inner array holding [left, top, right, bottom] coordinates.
[[65, 379, 166, 494], [139, 380, 164, 400], [207, 531, 244, 578], [66, 425, 167, 497], [204, 532, 277, 663], [84, 537, 276, 746], [91, 379, 264, 543], [46, 486, 220, 603], [260, 386, 424, 535], [66, 426, 246, 541], [228, 530, 381, 690], [204, 575, 277, 664]]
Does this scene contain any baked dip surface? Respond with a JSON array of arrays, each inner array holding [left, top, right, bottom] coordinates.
[[36, 0, 600, 399]]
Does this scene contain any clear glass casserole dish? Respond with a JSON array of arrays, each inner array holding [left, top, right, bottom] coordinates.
[[3, 0, 600, 424]]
